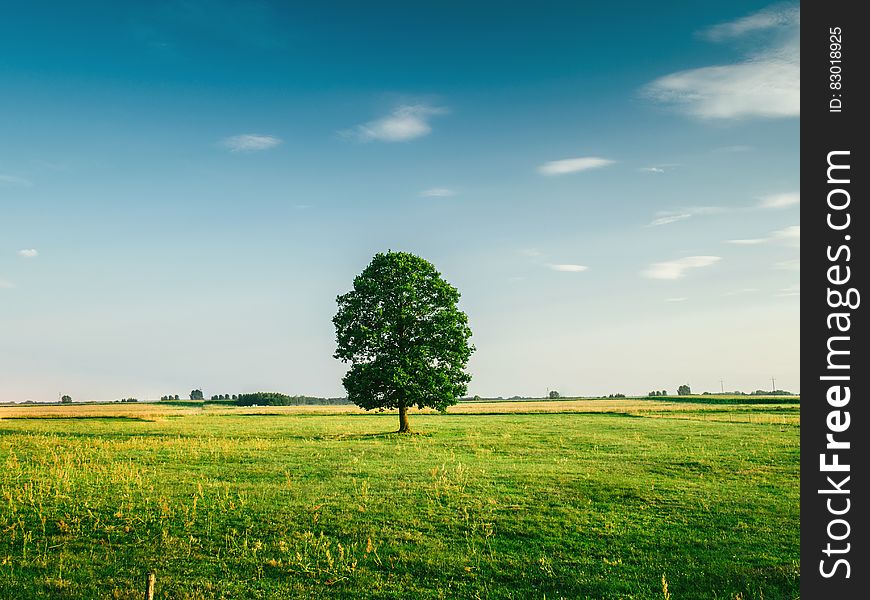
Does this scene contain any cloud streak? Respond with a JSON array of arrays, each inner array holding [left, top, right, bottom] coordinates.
[[419, 187, 456, 197], [703, 3, 800, 41], [647, 206, 724, 227], [649, 191, 798, 226], [549, 264, 588, 272], [0, 174, 33, 187], [538, 157, 615, 176], [345, 104, 447, 142], [17, 249, 38, 258], [220, 134, 282, 153], [757, 192, 799, 209], [643, 256, 721, 280], [729, 225, 800, 246]]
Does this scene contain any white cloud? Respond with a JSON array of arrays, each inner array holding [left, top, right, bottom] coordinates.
[[641, 167, 666, 174], [345, 104, 447, 142], [17, 249, 38, 258], [650, 191, 797, 227], [538, 157, 615, 176], [647, 206, 724, 227], [0, 279, 14, 289], [649, 213, 692, 227], [703, 3, 800, 41], [758, 192, 799, 209], [0, 174, 33, 187], [643, 256, 721, 280], [220, 134, 282, 153], [644, 5, 799, 119], [777, 283, 800, 297], [729, 225, 799, 246], [549, 264, 588, 272], [772, 225, 800, 243], [419, 188, 456, 197]]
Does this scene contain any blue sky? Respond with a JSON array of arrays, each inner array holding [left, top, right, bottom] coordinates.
[[0, 1, 799, 401]]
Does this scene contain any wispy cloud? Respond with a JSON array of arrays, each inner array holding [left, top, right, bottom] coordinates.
[[17, 249, 38, 258], [703, 3, 800, 41], [0, 174, 33, 187], [640, 167, 666, 174], [344, 104, 447, 142], [538, 157, 615, 176], [419, 187, 456, 198], [644, 4, 799, 119], [549, 264, 588, 272], [649, 191, 798, 226], [649, 213, 692, 227], [520, 248, 544, 258], [729, 225, 799, 246], [774, 258, 800, 271], [220, 134, 282, 153], [777, 283, 800, 297], [0, 279, 14, 289], [757, 192, 799, 209], [643, 256, 721, 280], [647, 206, 724, 227]]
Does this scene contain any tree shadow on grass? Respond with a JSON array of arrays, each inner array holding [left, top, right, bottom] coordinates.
[[325, 430, 434, 441]]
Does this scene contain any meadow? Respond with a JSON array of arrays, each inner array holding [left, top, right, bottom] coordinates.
[[0, 398, 799, 599]]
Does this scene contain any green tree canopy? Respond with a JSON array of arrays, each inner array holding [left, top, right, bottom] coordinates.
[[333, 251, 474, 432]]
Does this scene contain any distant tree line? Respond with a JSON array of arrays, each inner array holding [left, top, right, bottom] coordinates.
[[701, 389, 794, 396], [648, 390, 668, 397], [235, 392, 352, 406]]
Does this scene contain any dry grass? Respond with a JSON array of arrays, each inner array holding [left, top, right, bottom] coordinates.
[[1, 397, 800, 422]]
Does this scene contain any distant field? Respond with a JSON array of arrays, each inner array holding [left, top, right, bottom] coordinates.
[[0, 399, 799, 599]]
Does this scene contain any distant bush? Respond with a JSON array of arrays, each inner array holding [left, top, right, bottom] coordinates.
[[235, 392, 351, 406], [120, 398, 138, 403], [61, 395, 72, 404], [548, 390, 561, 399]]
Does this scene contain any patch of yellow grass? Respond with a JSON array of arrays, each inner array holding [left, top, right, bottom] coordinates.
[[1, 397, 800, 421]]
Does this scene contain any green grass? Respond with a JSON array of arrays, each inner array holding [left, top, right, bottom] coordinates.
[[0, 405, 799, 599]]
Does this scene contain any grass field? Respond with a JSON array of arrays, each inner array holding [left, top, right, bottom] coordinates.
[[0, 399, 799, 599]]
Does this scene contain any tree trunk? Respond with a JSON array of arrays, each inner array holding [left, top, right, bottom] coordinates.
[[398, 404, 411, 433]]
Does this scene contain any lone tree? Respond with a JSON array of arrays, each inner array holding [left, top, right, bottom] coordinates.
[[333, 251, 474, 433], [190, 389, 203, 400], [677, 384, 691, 396], [60, 395, 72, 404]]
